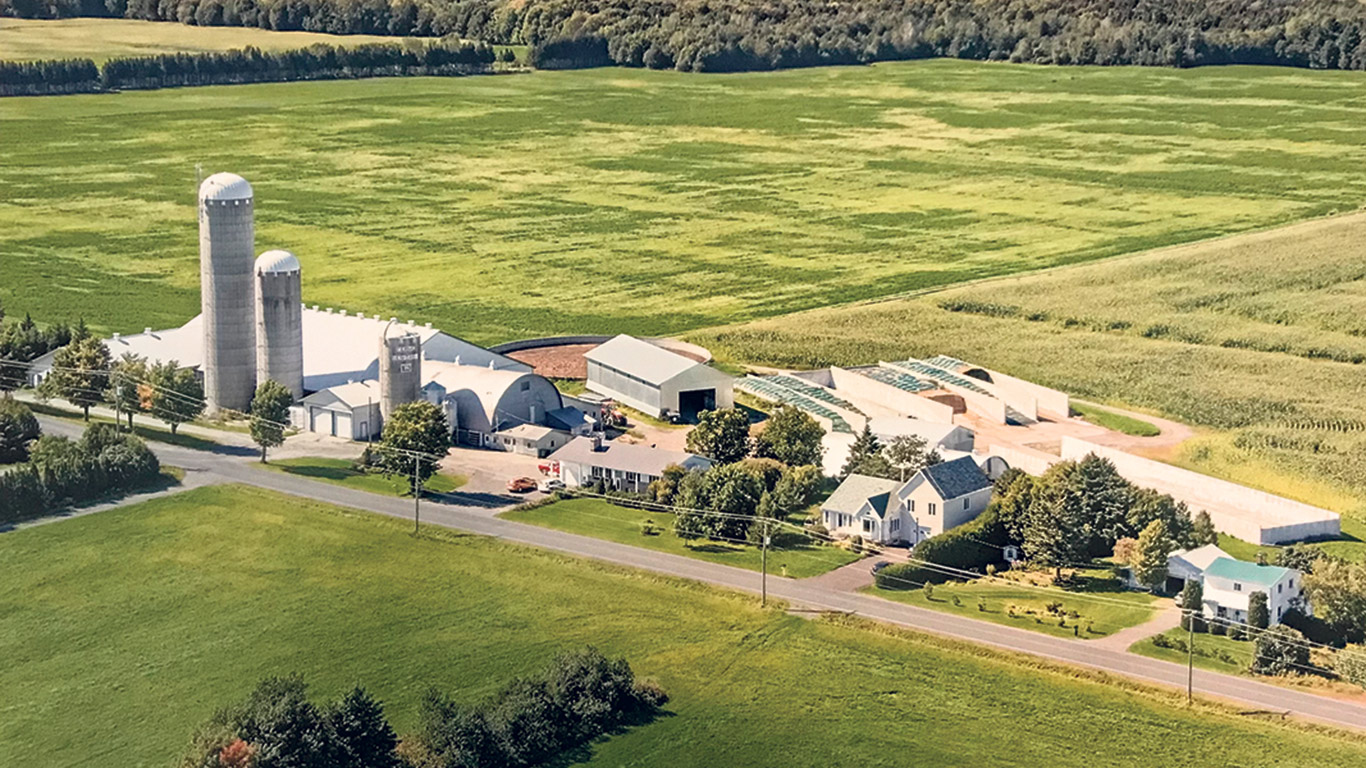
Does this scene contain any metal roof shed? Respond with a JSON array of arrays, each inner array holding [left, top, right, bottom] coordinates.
[[583, 335, 733, 419]]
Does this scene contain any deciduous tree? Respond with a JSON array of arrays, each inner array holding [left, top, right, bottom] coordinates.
[[1132, 518, 1172, 591], [685, 407, 751, 465], [147, 360, 205, 435], [249, 379, 293, 463], [108, 352, 147, 429], [41, 335, 110, 419], [1250, 625, 1310, 676], [752, 404, 823, 467], [377, 400, 452, 493], [1248, 590, 1269, 630]]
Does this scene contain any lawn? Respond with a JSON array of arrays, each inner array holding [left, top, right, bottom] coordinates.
[[24, 399, 236, 452], [698, 213, 1366, 562], [256, 456, 466, 495], [865, 566, 1161, 640], [499, 497, 858, 578], [4, 485, 1366, 767], [1071, 402, 1160, 437], [1130, 627, 1256, 675], [0, 18, 433, 63], [6, 63, 1366, 345]]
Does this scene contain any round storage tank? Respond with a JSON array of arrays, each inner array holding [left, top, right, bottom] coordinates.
[[380, 324, 422, 419], [255, 250, 304, 401], [199, 172, 257, 414]]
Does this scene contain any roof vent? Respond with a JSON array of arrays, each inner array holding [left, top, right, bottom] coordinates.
[[312, 305, 320, 311], [425, 322, 432, 328], [339, 310, 348, 317], [143, 327, 152, 334], [326, 308, 334, 313], [112, 333, 120, 341], [372, 314, 380, 321], [389, 317, 398, 323]]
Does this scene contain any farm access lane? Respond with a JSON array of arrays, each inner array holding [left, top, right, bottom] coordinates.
[[31, 415, 1366, 733]]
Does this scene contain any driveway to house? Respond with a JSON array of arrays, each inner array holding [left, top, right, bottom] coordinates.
[[25, 414, 1366, 732]]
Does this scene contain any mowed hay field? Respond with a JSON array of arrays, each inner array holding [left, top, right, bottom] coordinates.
[[696, 214, 1366, 557], [6, 61, 1366, 343], [0, 18, 431, 63], [4, 485, 1365, 767]]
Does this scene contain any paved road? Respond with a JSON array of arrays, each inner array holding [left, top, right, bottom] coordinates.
[[31, 416, 1366, 732]]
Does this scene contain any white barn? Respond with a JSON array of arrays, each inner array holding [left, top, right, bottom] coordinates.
[[584, 335, 733, 420]]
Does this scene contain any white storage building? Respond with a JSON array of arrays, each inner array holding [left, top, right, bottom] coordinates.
[[584, 335, 732, 420]]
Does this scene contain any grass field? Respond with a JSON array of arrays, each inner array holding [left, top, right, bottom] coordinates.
[[5, 62, 1366, 344], [698, 214, 1366, 560], [1071, 402, 1161, 437], [255, 456, 466, 495], [4, 485, 1366, 767], [0, 18, 432, 64], [499, 497, 858, 578], [865, 566, 1160, 639]]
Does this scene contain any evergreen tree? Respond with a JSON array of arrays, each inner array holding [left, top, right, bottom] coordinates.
[[1190, 509, 1218, 547], [327, 687, 399, 768], [1180, 579, 1206, 632], [1248, 591, 1269, 631], [840, 424, 894, 479]]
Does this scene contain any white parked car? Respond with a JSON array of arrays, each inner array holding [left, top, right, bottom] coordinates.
[[538, 478, 565, 493]]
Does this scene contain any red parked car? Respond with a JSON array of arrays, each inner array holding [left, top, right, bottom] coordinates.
[[506, 477, 538, 493]]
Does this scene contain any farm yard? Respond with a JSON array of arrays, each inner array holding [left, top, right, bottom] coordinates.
[[6, 60, 1366, 344], [0, 18, 434, 63], [4, 484, 1366, 767], [697, 214, 1366, 561]]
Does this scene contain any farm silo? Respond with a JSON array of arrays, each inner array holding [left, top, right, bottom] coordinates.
[[255, 249, 304, 401], [199, 172, 257, 414], [380, 321, 422, 420]]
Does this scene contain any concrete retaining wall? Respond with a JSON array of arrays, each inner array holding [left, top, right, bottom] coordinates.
[[987, 443, 1061, 476], [1059, 437, 1340, 545], [490, 335, 713, 364]]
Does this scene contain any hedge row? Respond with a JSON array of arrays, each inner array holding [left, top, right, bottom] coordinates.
[[0, 422, 160, 525], [0, 40, 495, 97]]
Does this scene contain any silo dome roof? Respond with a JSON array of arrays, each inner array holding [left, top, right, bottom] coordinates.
[[256, 249, 300, 274], [199, 172, 253, 201]]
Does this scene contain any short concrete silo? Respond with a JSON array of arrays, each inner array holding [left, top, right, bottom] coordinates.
[[199, 172, 257, 414], [380, 321, 422, 420], [255, 249, 304, 401]]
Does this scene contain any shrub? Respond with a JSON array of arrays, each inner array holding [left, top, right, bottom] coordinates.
[[1211, 620, 1227, 636], [1335, 645, 1366, 690], [1152, 634, 1173, 649], [848, 534, 864, 554], [923, 583, 935, 601], [1250, 625, 1311, 676], [0, 397, 40, 462]]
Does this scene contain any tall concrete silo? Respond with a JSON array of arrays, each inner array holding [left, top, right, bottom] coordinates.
[[255, 249, 304, 401], [380, 321, 422, 420], [199, 172, 257, 414]]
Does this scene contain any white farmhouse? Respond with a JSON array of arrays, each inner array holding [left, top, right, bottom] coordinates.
[[584, 335, 733, 420], [820, 456, 995, 545], [1201, 557, 1308, 626]]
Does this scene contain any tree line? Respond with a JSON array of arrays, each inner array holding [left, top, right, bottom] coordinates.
[[0, 39, 495, 96], [6, 0, 1366, 73], [180, 648, 665, 767]]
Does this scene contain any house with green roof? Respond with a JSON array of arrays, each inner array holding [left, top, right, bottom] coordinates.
[[1201, 556, 1308, 627]]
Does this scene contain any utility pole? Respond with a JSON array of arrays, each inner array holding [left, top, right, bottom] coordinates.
[[1187, 610, 1195, 705], [413, 454, 421, 534], [761, 520, 770, 608]]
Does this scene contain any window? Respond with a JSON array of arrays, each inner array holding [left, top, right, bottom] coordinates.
[[963, 498, 969, 511], [891, 519, 900, 532], [1233, 583, 1242, 592], [928, 503, 937, 516], [1278, 583, 1283, 594], [1217, 606, 1227, 618], [1289, 578, 1295, 589], [862, 520, 872, 533], [520, 381, 530, 392], [907, 500, 915, 512]]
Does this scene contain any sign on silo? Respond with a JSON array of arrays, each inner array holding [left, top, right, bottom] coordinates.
[[380, 331, 422, 419]]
